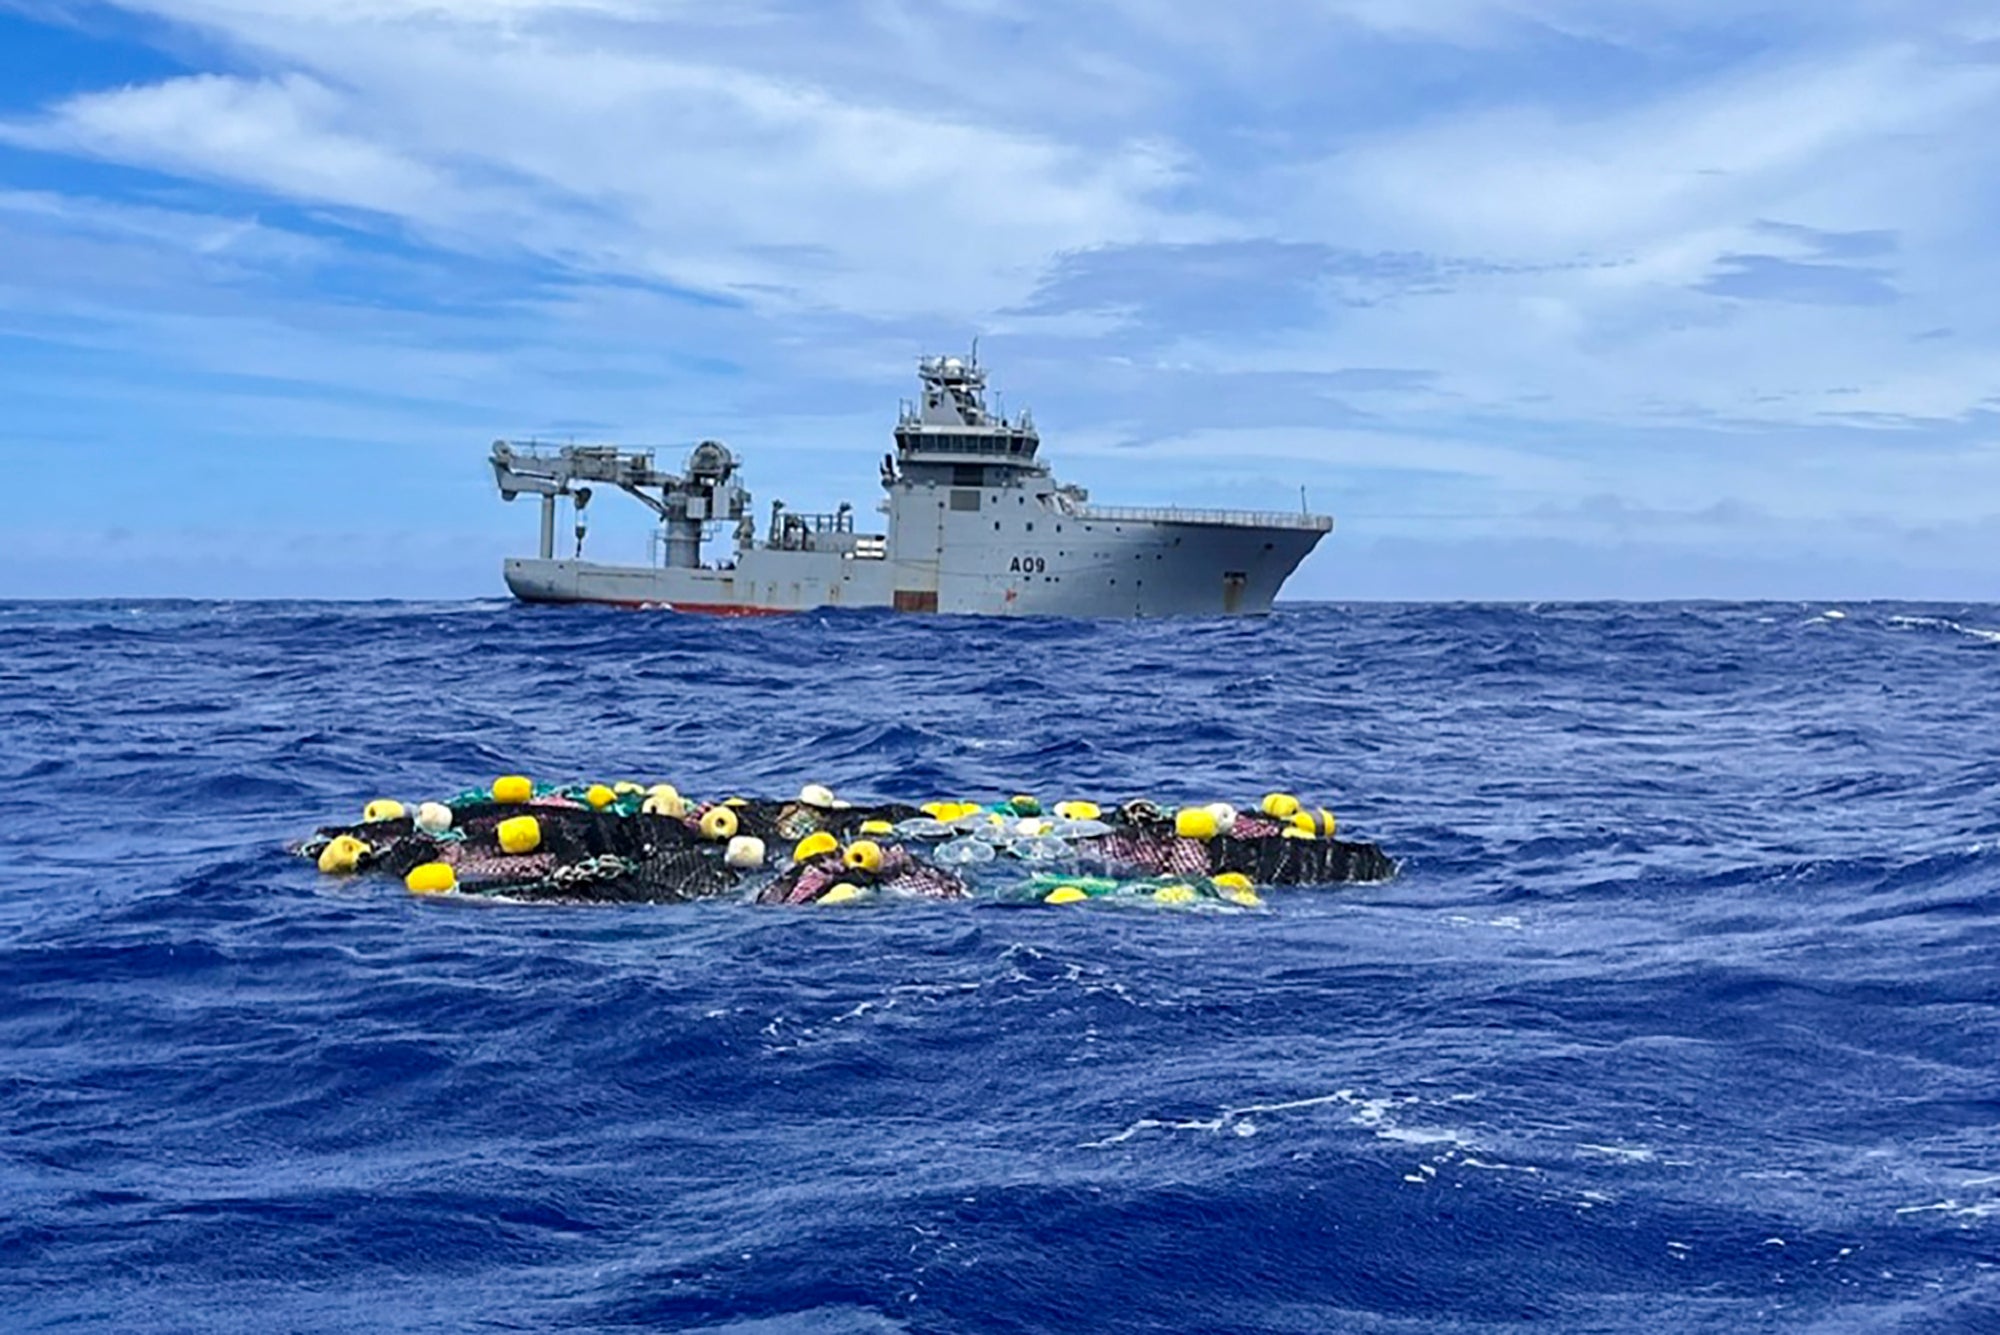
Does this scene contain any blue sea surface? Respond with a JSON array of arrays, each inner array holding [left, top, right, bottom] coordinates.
[[3, 601, 1999, 1332]]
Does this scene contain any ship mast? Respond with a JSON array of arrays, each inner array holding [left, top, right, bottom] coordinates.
[[892, 348, 1042, 475]]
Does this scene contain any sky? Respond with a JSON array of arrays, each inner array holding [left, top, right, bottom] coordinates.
[[1, 0, 1998, 600]]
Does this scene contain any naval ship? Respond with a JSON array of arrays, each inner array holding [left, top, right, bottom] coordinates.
[[491, 352, 1332, 617]]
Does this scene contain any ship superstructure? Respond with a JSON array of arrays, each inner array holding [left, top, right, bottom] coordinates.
[[492, 352, 1331, 616]]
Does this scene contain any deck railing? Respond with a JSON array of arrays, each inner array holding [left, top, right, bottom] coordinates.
[[1071, 505, 1333, 532]]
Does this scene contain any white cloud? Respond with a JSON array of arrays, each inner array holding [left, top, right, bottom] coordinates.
[[1299, 44, 2000, 258], [3, 2, 1190, 316], [0, 187, 327, 267], [1068, 424, 1580, 488], [1311, 0, 1993, 49], [1212, 37, 2000, 431], [2, 74, 455, 217]]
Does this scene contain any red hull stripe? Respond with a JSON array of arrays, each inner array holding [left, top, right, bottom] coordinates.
[[548, 598, 799, 616], [667, 601, 794, 617]]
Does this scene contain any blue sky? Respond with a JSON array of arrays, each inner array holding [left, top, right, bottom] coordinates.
[[2, 0, 1997, 600]]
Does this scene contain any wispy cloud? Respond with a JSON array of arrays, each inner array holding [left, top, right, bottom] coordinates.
[[3, 4, 1192, 315], [1697, 254, 1900, 306]]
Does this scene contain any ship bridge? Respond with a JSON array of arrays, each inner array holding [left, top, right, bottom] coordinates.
[[891, 352, 1043, 480]]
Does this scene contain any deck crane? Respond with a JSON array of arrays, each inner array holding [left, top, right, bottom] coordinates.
[[490, 439, 753, 567]]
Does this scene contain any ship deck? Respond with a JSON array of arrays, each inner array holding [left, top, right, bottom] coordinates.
[[1072, 505, 1333, 531]]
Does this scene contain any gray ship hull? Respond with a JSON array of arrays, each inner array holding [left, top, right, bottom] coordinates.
[[492, 352, 1333, 618], [504, 513, 1324, 617]]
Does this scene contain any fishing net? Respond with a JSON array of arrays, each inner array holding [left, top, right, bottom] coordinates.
[[295, 783, 1395, 908]]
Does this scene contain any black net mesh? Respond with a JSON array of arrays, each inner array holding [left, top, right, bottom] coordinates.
[[298, 793, 1393, 904], [628, 846, 738, 901], [367, 834, 442, 879], [1208, 835, 1397, 884]]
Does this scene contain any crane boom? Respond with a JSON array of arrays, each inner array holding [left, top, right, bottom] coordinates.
[[490, 439, 751, 564]]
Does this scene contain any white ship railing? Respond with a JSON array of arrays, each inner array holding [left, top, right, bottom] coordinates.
[[1072, 505, 1333, 532]]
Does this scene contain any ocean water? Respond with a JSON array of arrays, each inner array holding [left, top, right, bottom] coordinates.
[[3, 600, 1998, 1333]]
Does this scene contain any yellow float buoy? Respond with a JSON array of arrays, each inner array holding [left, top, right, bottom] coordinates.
[[920, 801, 949, 819], [492, 774, 533, 804], [1153, 883, 1198, 905], [1053, 800, 1101, 822], [843, 840, 884, 873], [818, 883, 865, 905], [362, 798, 405, 823], [793, 830, 839, 862], [699, 806, 739, 840], [1044, 885, 1089, 905], [405, 862, 457, 895], [642, 785, 686, 818], [1282, 826, 1316, 841], [1260, 792, 1301, 819], [497, 815, 541, 854], [1175, 807, 1219, 840], [859, 819, 895, 836], [316, 834, 368, 875], [1289, 811, 1317, 835], [1211, 873, 1261, 907], [585, 784, 616, 810], [725, 835, 766, 870], [1319, 807, 1339, 837], [415, 801, 453, 834]]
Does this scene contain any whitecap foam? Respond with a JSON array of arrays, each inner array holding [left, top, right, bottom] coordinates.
[[1459, 1156, 1540, 1174], [1081, 1087, 1479, 1153], [1895, 1199, 2000, 1219], [1886, 614, 2000, 644]]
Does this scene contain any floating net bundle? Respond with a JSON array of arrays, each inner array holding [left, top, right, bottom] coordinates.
[[295, 780, 1396, 909]]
